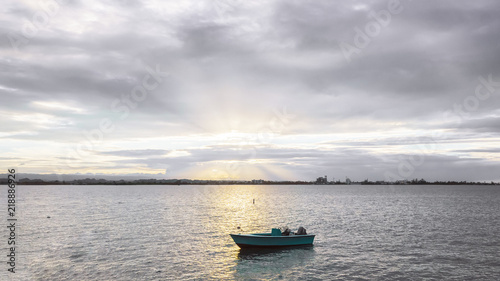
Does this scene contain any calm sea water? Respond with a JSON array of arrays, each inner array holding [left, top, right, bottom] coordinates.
[[1, 185, 499, 280]]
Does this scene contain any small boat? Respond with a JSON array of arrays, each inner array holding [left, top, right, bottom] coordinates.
[[230, 227, 315, 248]]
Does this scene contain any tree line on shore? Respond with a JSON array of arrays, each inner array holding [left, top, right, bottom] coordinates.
[[0, 177, 497, 185]]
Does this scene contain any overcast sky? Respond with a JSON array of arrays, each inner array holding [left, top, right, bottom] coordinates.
[[1, 0, 500, 181]]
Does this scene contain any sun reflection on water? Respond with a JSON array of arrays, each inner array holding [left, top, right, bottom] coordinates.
[[192, 185, 318, 279]]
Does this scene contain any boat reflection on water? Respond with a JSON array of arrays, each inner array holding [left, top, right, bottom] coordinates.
[[237, 244, 314, 260], [233, 245, 316, 279]]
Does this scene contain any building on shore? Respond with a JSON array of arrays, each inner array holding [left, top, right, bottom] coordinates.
[[315, 175, 328, 184]]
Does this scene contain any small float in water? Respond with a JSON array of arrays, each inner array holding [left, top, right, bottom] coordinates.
[[230, 227, 315, 248]]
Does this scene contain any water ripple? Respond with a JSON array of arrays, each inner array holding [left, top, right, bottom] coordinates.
[[2, 184, 499, 280]]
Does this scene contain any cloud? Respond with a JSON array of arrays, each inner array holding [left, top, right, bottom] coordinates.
[[97, 149, 169, 157], [1, 0, 500, 181], [460, 117, 500, 132]]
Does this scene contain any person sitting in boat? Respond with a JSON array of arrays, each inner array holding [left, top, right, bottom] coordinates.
[[296, 226, 307, 235], [281, 227, 291, 236]]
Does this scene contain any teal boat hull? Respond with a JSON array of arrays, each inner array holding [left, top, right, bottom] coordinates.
[[230, 233, 315, 248]]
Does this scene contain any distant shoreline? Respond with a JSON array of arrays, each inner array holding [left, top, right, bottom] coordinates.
[[1, 178, 498, 186]]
